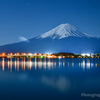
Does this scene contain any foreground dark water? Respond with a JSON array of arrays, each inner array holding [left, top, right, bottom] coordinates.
[[0, 58, 100, 100]]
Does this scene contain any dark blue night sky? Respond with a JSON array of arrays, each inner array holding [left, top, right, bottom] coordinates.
[[0, 0, 100, 45]]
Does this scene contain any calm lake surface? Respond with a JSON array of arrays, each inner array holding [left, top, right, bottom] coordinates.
[[0, 58, 100, 100]]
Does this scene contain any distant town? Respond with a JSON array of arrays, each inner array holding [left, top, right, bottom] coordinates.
[[0, 52, 100, 58]]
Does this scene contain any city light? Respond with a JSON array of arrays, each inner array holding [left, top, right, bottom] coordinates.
[[38, 53, 42, 56], [10, 53, 13, 55], [0, 52, 99, 58], [17, 53, 20, 55], [43, 54, 46, 56], [81, 53, 90, 57], [2, 53, 5, 56], [28, 53, 32, 56], [58, 56, 62, 59], [21, 53, 26, 55], [34, 53, 37, 56]]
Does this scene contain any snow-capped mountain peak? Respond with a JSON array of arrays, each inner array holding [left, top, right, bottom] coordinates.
[[37, 23, 95, 39]]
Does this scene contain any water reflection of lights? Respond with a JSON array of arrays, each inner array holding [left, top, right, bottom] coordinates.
[[29, 61, 32, 70], [43, 62, 46, 70], [42, 58, 46, 69], [0, 58, 98, 72], [38, 58, 42, 69], [2, 58, 5, 71], [91, 63, 94, 67], [24, 58, 25, 71], [10, 58, 12, 72], [79, 59, 95, 70], [68, 62, 69, 66], [63, 62, 65, 66], [59, 59, 61, 68], [79, 63, 80, 67], [87, 63, 90, 69], [15, 59, 16, 71], [52, 62, 53, 69], [48, 62, 51, 70], [81, 60, 85, 69], [22, 59, 23, 70], [38, 62, 42, 69], [52, 59, 55, 69], [54, 62, 56, 66], [17, 58, 19, 71], [72, 59, 74, 67], [95, 63, 97, 67], [35, 58, 37, 70], [72, 62, 74, 67], [27, 58, 32, 70], [8, 60, 9, 70]]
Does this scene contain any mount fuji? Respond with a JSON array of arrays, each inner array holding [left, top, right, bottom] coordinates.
[[38, 23, 94, 39], [0, 23, 100, 53]]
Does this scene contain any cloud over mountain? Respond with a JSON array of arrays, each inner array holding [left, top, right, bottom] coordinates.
[[19, 36, 29, 42]]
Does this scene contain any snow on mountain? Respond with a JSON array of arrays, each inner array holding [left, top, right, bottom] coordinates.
[[37, 23, 95, 39]]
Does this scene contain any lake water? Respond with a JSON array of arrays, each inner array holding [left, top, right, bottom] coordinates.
[[0, 58, 100, 100]]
